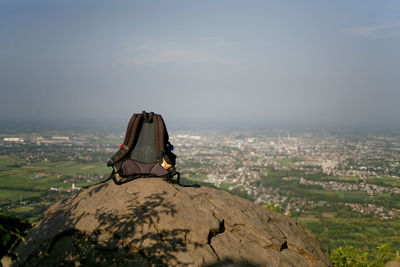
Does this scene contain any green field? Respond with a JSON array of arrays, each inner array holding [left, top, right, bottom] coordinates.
[[0, 189, 41, 202], [0, 155, 26, 170], [181, 172, 207, 182], [294, 214, 400, 255], [329, 176, 361, 182], [367, 177, 400, 187], [295, 215, 320, 223], [276, 158, 297, 167], [293, 202, 400, 257], [0, 156, 109, 202], [219, 182, 234, 190], [28, 161, 110, 176], [0, 173, 66, 191]]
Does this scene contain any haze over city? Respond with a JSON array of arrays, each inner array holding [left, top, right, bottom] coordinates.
[[1, 0, 399, 129]]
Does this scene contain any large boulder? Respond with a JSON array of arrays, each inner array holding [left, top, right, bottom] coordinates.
[[9, 178, 331, 266]]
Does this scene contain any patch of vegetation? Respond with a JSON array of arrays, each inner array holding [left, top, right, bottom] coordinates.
[[293, 205, 400, 257], [0, 189, 42, 202], [28, 161, 109, 176], [330, 243, 400, 267], [219, 182, 234, 190], [262, 201, 282, 213], [367, 177, 400, 187], [0, 212, 31, 259]]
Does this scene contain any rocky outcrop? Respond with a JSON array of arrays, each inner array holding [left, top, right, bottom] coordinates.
[[10, 178, 331, 266]]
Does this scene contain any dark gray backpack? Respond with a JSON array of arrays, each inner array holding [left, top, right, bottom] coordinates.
[[107, 111, 179, 185]]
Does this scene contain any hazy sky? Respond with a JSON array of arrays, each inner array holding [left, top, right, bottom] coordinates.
[[1, 0, 399, 128]]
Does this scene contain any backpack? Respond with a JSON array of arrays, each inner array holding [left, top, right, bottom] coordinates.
[[107, 111, 180, 185]]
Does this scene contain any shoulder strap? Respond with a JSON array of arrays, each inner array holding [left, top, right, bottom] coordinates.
[[107, 113, 143, 167], [159, 114, 169, 142], [122, 113, 138, 146], [125, 113, 143, 148], [153, 114, 166, 160]]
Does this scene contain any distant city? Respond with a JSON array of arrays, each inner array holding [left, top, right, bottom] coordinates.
[[170, 130, 400, 220], [1, 127, 399, 253]]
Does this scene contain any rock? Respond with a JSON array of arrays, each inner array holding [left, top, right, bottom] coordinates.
[[386, 260, 400, 267], [9, 178, 331, 266]]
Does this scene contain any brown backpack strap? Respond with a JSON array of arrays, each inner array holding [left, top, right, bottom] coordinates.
[[125, 113, 143, 148], [107, 113, 142, 167], [122, 114, 138, 146]]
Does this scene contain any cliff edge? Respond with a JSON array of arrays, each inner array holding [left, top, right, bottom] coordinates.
[[9, 178, 331, 266]]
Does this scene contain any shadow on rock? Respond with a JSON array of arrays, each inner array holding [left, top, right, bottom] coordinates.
[[11, 183, 201, 266]]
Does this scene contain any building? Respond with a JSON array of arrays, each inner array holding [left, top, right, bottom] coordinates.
[[3, 137, 24, 142]]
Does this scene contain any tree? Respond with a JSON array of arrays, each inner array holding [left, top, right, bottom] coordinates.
[[330, 246, 371, 267], [262, 201, 282, 214], [330, 244, 398, 267]]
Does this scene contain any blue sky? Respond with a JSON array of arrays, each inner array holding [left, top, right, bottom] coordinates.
[[1, 0, 399, 128]]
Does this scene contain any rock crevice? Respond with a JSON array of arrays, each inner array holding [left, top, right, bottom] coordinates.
[[207, 220, 225, 261]]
